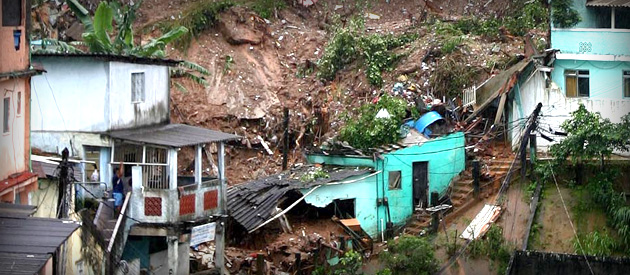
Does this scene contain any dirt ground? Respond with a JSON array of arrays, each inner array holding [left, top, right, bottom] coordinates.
[[434, 179, 532, 275], [146, 0, 532, 185]]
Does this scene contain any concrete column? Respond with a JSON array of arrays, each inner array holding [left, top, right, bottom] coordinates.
[[215, 142, 226, 273], [195, 145, 203, 217], [166, 235, 179, 275], [131, 166, 143, 220], [195, 145, 202, 185], [168, 148, 178, 190]]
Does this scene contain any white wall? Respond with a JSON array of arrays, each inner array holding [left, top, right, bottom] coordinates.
[[108, 62, 169, 130], [31, 57, 109, 132], [0, 78, 27, 181], [510, 70, 630, 151]]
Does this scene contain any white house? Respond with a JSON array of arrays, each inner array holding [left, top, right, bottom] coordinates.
[[30, 53, 177, 183]]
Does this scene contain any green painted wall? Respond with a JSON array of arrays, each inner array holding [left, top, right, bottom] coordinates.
[[304, 132, 466, 239]]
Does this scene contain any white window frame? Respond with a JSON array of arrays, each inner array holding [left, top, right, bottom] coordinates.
[[564, 70, 590, 98], [131, 71, 145, 104]]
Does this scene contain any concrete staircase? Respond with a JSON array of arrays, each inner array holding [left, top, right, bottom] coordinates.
[[403, 156, 522, 235]]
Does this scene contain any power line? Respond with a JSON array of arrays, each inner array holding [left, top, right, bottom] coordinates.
[[43, 74, 67, 130], [547, 161, 595, 275]]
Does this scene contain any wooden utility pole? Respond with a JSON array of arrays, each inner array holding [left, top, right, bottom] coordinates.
[[520, 103, 542, 184]]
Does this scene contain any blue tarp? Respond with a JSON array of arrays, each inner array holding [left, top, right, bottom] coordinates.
[[412, 111, 444, 136]]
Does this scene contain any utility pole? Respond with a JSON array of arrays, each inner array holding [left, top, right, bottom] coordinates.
[[215, 142, 227, 274], [56, 148, 71, 275]]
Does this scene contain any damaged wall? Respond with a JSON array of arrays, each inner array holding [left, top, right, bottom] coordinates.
[[304, 132, 466, 238], [108, 61, 169, 130], [511, 62, 630, 151]]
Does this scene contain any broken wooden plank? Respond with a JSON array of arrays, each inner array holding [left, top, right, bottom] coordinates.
[[494, 92, 508, 126]]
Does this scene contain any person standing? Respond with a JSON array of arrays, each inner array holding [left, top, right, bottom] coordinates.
[[112, 162, 124, 213], [90, 164, 99, 182]]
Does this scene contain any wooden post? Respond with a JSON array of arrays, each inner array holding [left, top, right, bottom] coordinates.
[[472, 160, 480, 197], [295, 252, 302, 275], [431, 212, 439, 233], [256, 253, 264, 275], [431, 192, 439, 207], [338, 236, 346, 251], [282, 108, 290, 170]]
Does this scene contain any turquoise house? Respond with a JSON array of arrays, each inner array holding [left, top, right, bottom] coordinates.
[[304, 132, 465, 239], [549, 0, 630, 120]]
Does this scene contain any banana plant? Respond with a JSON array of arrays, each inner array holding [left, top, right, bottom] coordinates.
[[57, 0, 209, 87]]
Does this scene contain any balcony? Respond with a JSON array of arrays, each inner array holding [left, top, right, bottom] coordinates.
[[551, 28, 630, 57], [107, 123, 240, 225]]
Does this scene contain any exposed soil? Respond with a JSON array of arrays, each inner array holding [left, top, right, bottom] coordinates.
[[140, 0, 534, 185]]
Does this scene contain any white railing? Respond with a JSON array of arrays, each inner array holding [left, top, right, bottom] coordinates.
[[463, 85, 477, 108]]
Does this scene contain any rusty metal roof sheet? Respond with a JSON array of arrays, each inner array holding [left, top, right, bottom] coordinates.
[[0, 206, 80, 274], [227, 167, 372, 232], [108, 124, 241, 147], [33, 52, 181, 66], [586, 0, 630, 7]]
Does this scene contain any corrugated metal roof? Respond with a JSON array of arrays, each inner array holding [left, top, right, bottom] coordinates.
[[0, 203, 36, 218], [108, 124, 241, 147], [227, 167, 371, 232], [586, 0, 630, 7], [33, 52, 181, 66], [31, 157, 83, 181], [0, 207, 80, 274]]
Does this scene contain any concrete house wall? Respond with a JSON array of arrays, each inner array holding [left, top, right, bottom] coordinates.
[[304, 132, 466, 237], [509, 0, 630, 151], [0, 78, 29, 181]]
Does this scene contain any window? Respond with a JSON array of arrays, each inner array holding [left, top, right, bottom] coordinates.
[[565, 70, 590, 97], [3, 97, 9, 133], [131, 72, 145, 103], [388, 171, 401, 190], [2, 0, 22, 26], [16, 91, 20, 115], [624, 71, 630, 98], [615, 8, 630, 29]]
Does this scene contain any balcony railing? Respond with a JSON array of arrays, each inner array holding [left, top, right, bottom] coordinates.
[[128, 170, 221, 224]]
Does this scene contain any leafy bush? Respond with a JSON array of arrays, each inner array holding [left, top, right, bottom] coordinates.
[[380, 236, 438, 275], [551, 0, 581, 28], [317, 17, 416, 86], [317, 20, 361, 81], [299, 168, 330, 182], [339, 95, 417, 150], [467, 225, 513, 273], [573, 230, 616, 257], [450, 2, 548, 38], [335, 250, 363, 275]]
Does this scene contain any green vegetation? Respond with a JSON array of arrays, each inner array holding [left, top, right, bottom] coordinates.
[[250, 0, 286, 19], [551, 0, 581, 28], [467, 225, 513, 273], [379, 235, 439, 275], [312, 250, 363, 275], [573, 230, 616, 257], [429, 56, 479, 99], [161, 0, 234, 50], [42, 0, 210, 87], [547, 105, 630, 255], [339, 94, 418, 150], [317, 17, 417, 87], [449, 1, 548, 38], [299, 167, 330, 182]]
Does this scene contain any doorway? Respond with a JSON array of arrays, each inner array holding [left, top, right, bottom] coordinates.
[[412, 161, 429, 209]]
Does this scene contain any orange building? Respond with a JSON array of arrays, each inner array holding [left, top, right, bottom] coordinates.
[[0, 0, 42, 203]]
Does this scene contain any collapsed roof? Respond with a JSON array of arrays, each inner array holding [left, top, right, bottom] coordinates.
[[227, 167, 372, 232]]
